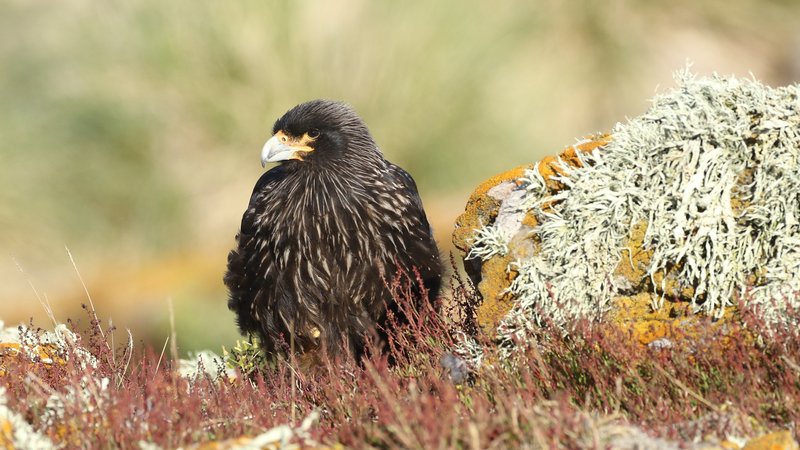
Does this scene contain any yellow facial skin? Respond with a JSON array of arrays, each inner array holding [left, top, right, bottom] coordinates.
[[260, 130, 318, 166]]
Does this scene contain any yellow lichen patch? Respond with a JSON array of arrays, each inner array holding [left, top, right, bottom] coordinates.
[[609, 293, 678, 344], [0, 342, 64, 378], [537, 135, 611, 192], [475, 254, 517, 332], [613, 221, 651, 290], [732, 168, 755, 216], [608, 292, 740, 346], [5, 342, 61, 363], [650, 269, 695, 301], [521, 210, 538, 229], [742, 430, 799, 450], [52, 414, 112, 449], [0, 419, 14, 450], [613, 221, 697, 301], [0, 343, 22, 357], [1, 343, 24, 378], [720, 440, 742, 450], [474, 229, 540, 333], [54, 423, 76, 446]]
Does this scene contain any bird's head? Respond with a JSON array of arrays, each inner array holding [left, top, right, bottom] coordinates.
[[261, 100, 380, 168]]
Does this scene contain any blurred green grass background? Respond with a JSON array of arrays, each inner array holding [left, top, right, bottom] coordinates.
[[2, 0, 798, 354]]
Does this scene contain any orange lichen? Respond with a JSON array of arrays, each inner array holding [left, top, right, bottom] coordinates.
[[608, 292, 740, 346], [614, 221, 698, 301], [651, 269, 696, 301], [613, 221, 651, 291], [0, 420, 13, 450], [537, 135, 611, 192], [0, 342, 64, 378], [609, 293, 688, 345], [614, 213, 774, 342], [475, 254, 517, 331], [454, 135, 611, 253], [742, 430, 799, 450], [521, 211, 539, 229]]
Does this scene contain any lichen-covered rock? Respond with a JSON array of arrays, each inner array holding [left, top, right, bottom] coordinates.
[[453, 137, 610, 331], [1, 387, 57, 450], [742, 430, 799, 450], [179, 411, 325, 450], [457, 70, 800, 346], [0, 320, 87, 378]]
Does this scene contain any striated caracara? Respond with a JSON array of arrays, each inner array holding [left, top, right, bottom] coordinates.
[[224, 100, 442, 359]]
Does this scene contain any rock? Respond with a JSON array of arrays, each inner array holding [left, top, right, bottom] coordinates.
[[742, 431, 799, 450], [185, 411, 326, 450], [453, 136, 610, 331], [440, 352, 470, 384], [454, 72, 800, 345], [0, 387, 57, 450], [178, 350, 236, 381], [0, 322, 79, 378]]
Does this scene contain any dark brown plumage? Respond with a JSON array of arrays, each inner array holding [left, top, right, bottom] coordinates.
[[224, 100, 442, 358]]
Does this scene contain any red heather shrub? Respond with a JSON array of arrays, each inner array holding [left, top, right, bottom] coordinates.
[[1, 272, 798, 448]]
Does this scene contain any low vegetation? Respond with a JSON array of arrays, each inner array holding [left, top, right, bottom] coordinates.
[[1, 266, 799, 448]]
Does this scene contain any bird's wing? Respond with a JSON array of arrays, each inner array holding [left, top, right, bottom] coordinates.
[[385, 162, 443, 282], [386, 162, 426, 216], [224, 166, 287, 336], [241, 166, 287, 233]]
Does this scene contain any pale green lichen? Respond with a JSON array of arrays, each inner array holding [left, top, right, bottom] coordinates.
[[179, 349, 236, 380], [0, 320, 97, 368], [42, 376, 111, 429], [0, 387, 57, 450], [0, 320, 240, 444], [452, 330, 484, 369], [467, 222, 513, 261], [137, 411, 320, 450], [466, 69, 800, 349]]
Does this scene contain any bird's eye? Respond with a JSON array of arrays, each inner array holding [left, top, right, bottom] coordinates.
[[307, 128, 321, 139]]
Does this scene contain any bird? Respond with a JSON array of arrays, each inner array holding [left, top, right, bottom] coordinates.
[[224, 100, 443, 360]]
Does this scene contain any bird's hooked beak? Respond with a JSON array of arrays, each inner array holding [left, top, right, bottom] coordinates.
[[261, 130, 315, 167]]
